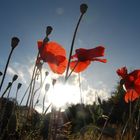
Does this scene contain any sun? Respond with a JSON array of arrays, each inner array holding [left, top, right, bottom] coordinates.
[[48, 83, 81, 108]]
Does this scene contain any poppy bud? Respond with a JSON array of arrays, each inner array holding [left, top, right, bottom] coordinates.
[[45, 83, 50, 92], [36, 99, 39, 104], [8, 82, 12, 88], [11, 37, 20, 49], [12, 74, 18, 82], [52, 79, 57, 86], [45, 71, 49, 77], [46, 26, 53, 36], [80, 3, 88, 14], [0, 71, 2, 76], [17, 83, 22, 90]]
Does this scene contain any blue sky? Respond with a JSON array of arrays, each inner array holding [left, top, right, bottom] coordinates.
[[0, 0, 140, 106]]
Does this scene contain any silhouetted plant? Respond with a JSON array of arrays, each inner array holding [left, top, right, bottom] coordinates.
[[0, 37, 20, 92]]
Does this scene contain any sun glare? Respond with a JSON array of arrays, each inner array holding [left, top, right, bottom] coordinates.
[[48, 83, 81, 108]]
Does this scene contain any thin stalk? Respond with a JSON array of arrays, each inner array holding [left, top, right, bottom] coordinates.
[[66, 61, 79, 81], [15, 88, 19, 103], [0, 48, 14, 92], [42, 91, 47, 114], [20, 83, 31, 105], [26, 54, 39, 106], [31, 69, 43, 108], [1, 83, 12, 98], [65, 14, 84, 81], [98, 107, 113, 140], [7, 84, 13, 98], [44, 103, 51, 115]]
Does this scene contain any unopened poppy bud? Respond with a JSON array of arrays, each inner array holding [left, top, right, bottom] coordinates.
[[45, 83, 50, 92], [11, 37, 20, 49], [80, 3, 88, 14], [8, 82, 12, 88], [0, 71, 2, 76], [52, 79, 57, 86], [12, 74, 18, 82], [17, 83, 22, 90], [36, 99, 39, 104], [45, 71, 49, 77], [46, 26, 53, 36]]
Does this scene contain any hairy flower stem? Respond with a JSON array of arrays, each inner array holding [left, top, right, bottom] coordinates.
[[65, 14, 84, 82], [66, 61, 79, 81], [0, 48, 14, 92], [26, 53, 39, 107]]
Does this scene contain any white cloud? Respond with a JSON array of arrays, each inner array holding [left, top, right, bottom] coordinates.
[[7, 67, 16, 75]]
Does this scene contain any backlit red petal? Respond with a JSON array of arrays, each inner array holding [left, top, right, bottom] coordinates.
[[48, 59, 68, 74], [116, 67, 128, 79], [75, 46, 105, 61], [124, 89, 139, 103], [37, 40, 43, 49], [70, 60, 90, 73]]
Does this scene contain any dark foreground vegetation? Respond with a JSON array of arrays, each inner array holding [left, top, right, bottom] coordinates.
[[0, 84, 140, 140]]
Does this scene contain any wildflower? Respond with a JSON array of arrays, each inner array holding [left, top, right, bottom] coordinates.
[[70, 46, 107, 73], [38, 41, 67, 74], [117, 67, 140, 103]]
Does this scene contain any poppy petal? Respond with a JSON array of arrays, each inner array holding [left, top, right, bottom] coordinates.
[[124, 89, 139, 103], [37, 41, 67, 74], [48, 59, 67, 74], [117, 67, 128, 79], [87, 46, 105, 57], [134, 78, 140, 94], [70, 60, 90, 73], [37, 40, 43, 49]]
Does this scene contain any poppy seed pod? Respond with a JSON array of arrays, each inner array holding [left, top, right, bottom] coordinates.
[[45, 83, 50, 92], [45, 71, 49, 77], [80, 3, 88, 14], [0, 71, 2, 76], [46, 26, 53, 36], [17, 83, 22, 90], [12, 74, 18, 82], [11, 37, 20, 49], [8, 82, 12, 88], [52, 79, 57, 86]]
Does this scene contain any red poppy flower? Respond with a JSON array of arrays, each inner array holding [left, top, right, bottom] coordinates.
[[37, 41, 67, 74], [117, 67, 140, 103], [70, 46, 107, 73]]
